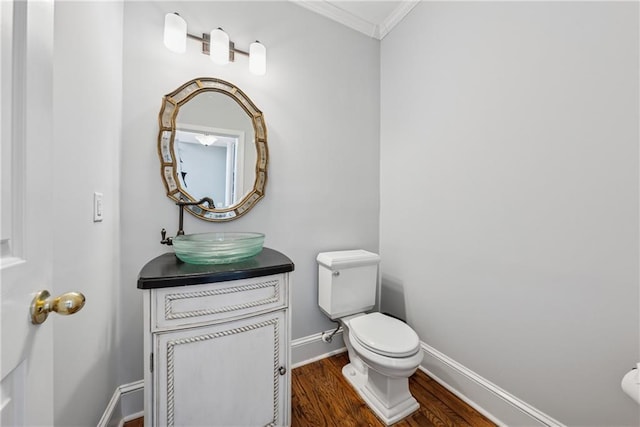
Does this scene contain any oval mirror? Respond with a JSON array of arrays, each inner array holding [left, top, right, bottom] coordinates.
[[158, 78, 268, 221]]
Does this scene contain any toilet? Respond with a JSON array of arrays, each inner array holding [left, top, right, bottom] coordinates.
[[317, 250, 423, 425]]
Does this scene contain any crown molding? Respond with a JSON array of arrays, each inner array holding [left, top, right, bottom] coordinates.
[[292, 1, 419, 40], [293, 0, 377, 38], [377, 1, 420, 39]]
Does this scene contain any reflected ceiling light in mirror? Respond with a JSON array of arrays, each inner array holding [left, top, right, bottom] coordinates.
[[164, 13, 187, 53], [195, 134, 219, 146], [162, 13, 267, 76]]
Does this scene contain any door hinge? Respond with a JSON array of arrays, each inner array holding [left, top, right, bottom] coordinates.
[[150, 353, 154, 373]]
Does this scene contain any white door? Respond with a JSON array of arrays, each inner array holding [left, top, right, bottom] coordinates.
[[1, 1, 55, 425]]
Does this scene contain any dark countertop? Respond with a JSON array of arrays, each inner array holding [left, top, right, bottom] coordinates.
[[137, 247, 295, 289]]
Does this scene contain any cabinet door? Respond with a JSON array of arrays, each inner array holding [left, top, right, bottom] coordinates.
[[154, 310, 289, 427]]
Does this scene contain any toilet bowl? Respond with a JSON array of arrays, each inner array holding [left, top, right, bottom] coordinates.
[[317, 250, 423, 425], [339, 312, 423, 425]]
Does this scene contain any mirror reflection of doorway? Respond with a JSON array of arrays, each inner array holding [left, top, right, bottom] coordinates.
[[175, 125, 245, 208]]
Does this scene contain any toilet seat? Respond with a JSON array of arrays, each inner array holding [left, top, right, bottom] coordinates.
[[349, 312, 420, 358]]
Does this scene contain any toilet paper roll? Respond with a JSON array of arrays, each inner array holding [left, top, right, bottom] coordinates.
[[621, 367, 640, 405]]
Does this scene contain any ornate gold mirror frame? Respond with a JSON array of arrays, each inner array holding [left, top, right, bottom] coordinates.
[[158, 78, 268, 221]]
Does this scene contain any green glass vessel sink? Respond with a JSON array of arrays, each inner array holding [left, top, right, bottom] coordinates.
[[172, 232, 265, 265]]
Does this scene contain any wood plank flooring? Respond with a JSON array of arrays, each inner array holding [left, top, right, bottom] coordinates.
[[122, 417, 144, 427], [292, 352, 495, 427], [125, 352, 495, 427]]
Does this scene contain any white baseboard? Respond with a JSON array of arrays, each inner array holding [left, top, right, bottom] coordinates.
[[97, 380, 144, 427], [290, 330, 563, 425], [291, 327, 346, 369], [420, 342, 565, 427]]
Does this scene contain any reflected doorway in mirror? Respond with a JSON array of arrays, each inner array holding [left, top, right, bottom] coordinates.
[[174, 125, 246, 208]]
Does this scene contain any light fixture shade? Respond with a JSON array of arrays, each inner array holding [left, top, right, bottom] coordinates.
[[163, 13, 187, 53], [249, 41, 267, 76], [210, 28, 230, 65]]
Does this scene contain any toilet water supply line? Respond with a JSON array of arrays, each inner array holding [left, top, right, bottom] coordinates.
[[321, 322, 341, 343]]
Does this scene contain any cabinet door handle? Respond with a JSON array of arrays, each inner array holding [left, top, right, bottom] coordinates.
[[278, 366, 287, 375]]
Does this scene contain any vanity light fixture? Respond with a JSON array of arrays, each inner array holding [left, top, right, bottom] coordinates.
[[209, 28, 230, 65], [163, 12, 267, 76], [249, 41, 267, 76], [164, 12, 187, 53]]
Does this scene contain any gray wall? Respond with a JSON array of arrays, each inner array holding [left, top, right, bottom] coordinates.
[[52, 2, 123, 426], [119, 0, 380, 385], [380, 2, 639, 426]]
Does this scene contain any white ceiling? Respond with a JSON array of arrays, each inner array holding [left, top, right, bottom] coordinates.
[[292, 0, 420, 40]]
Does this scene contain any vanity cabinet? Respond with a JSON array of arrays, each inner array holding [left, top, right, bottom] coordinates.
[[138, 249, 294, 427]]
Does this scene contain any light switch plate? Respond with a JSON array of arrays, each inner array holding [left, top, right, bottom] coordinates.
[[93, 192, 103, 222]]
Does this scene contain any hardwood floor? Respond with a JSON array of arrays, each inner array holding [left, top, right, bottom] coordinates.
[[125, 352, 495, 427], [123, 417, 144, 427], [292, 352, 495, 427]]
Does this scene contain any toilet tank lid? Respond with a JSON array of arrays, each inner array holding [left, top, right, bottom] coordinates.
[[316, 250, 380, 269]]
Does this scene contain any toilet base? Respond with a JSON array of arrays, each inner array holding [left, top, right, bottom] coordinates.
[[342, 363, 419, 425], [342, 362, 367, 389]]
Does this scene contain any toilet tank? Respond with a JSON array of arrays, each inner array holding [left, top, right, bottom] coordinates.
[[317, 250, 381, 320]]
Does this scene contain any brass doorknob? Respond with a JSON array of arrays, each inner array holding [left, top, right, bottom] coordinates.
[[30, 290, 86, 325]]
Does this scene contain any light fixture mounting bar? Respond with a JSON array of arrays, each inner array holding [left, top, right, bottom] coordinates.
[[186, 33, 249, 63]]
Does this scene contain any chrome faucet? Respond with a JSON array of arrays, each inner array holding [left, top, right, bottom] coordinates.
[[160, 197, 215, 245]]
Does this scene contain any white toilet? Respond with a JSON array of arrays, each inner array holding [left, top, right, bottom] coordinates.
[[317, 250, 423, 425]]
